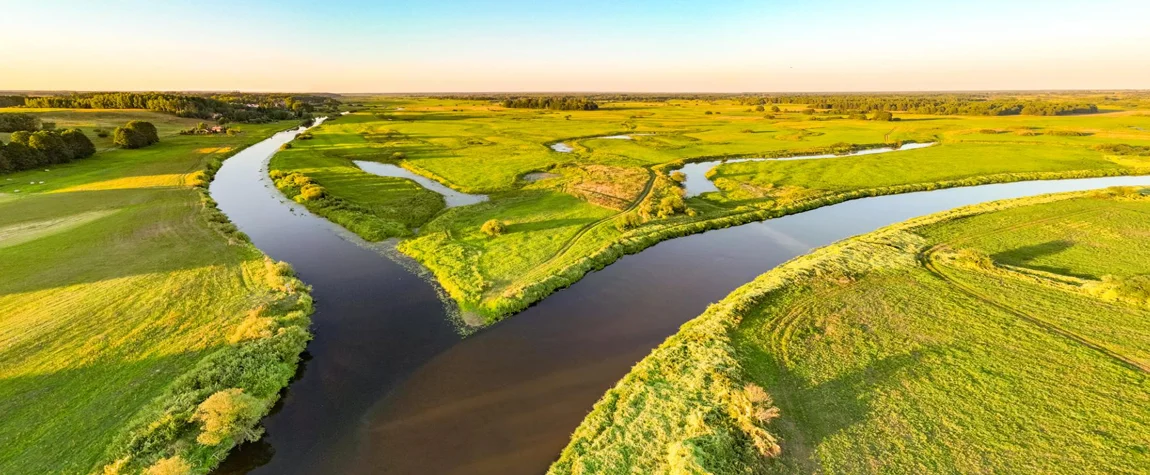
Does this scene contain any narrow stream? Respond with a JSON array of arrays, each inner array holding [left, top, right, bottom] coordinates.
[[210, 125, 1150, 474], [679, 142, 937, 197], [354, 160, 488, 207]]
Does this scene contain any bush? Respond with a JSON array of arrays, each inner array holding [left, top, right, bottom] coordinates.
[[126, 120, 160, 144], [872, 110, 894, 121], [615, 213, 642, 231], [28, 130, 73, 164], [60, 128, 96, 159], [279, 142, 293, 150], [669, 171, 686, 183], [770, 105, 781, 112], [94, 128, 110, 138], [392, 151, 407, 160], [481, 219, 507, 237], [145, 456, 192, 475], [297, 184, 326, 201], [113, 127, 149, 149], [754, 105, 765, 112], [0, 112, 40, 132], [193, 388, 264, 446]]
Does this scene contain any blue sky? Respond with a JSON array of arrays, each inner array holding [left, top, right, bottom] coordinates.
[[2, 0, 1148, 92]]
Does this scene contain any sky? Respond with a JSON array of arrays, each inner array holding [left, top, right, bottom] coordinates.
[[2, 0, 1149, 93]]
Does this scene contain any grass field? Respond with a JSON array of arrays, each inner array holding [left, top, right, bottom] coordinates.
[[267, 97, 1150, 323], [550, 187, 1150, 474], [0, 111, 311, 474]]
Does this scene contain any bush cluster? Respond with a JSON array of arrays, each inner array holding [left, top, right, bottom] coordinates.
[[0, 112, 41, 132], [113, 121, 161, 149], [0, 128, 96, 174]]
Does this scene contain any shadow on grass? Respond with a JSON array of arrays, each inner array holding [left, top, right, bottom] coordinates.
[[992, 239, 1088, 277], [734, 325, 933, 471]]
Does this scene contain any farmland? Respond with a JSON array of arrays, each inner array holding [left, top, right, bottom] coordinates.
[[0, 110, 310, 474], [550, 187, 1150, 474], [268, 95, 1150, 323]]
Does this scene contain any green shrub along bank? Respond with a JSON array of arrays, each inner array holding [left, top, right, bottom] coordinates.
[[0, 128, 96, 173], [270, 169, 412, 240], [96, 128, 315, 474], [552, 188, 1150, 474], [97, 262, 313, 474]]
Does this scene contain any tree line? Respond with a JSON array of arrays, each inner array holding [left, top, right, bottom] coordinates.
[[500, 96, 600, 110], [0, 128, 95, 174], [733, 94, 1098, 116], [16, 92, 340, 123]]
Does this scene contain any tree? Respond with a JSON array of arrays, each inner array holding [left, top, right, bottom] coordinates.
[[193, 388, 263, 446], [481, 219, 506, 237], [59, 129, 96, 159], [0, 141, 8, 174], [125, 120, 160, 145], [754, 105, 765, 112], [1, 140, 43, 170], [28, 130, 73, 164], [872, 110, 894, 121], [770, 105, 781, 112], [113, 126, 149, 149], [670, 171, 686, 183], [0, 113, 40, 132]]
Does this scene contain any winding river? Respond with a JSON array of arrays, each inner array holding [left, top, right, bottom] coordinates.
[[211, 124, 1150, 474]]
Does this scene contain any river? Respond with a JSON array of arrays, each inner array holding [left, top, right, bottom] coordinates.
[[211, 123, 1150, 474]]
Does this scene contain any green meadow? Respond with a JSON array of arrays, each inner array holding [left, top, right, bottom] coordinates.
[[268, 96, 1150, 323], [0, 111, 310, 474], [550, 187, 1150, 474]]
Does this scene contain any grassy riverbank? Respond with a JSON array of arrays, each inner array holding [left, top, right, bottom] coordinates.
[[265, 96, 1150, 324], [0, 112, 310, 474], [550, 187, 1150, 474]]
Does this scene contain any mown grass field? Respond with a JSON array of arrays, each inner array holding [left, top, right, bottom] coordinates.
[[550, 188, 1150, 474], [268, 96, 1150, 324], [0, 112, 306, 474]]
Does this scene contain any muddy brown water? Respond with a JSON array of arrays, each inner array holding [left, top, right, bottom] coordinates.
[[211, 123, 1150, 474]]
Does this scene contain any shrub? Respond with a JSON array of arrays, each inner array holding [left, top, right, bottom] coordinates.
[[0, 112, 40, 132], [279, 142, 293, 150], [704, 111, 713, 115], [297, 184, 326, 201], [481, 219, 507, 237], [669, 171, 686, 183], [392, 151, 407, 160], [145, 456, 192, 475], [615, 213, 642, 231], [60, 128, 96, 159], [872, 110, 894, 121], [125, 120, 160, 144], [94, 127, 110, 138], [770, 105, 781, 112], [28, 130, 73, 164], [1046, 129, 1091, 136], [192, 388, 264, 446], [754, 105, 765, 112], [113, 127, 149, 149]]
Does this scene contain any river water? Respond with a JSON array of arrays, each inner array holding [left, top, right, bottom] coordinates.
[[211, 124, 1150, 474]]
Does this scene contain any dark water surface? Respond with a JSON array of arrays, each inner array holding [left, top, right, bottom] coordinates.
[[211, 125, 1150, 474]]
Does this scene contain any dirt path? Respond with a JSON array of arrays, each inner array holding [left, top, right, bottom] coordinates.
[[920, 245, 1149, 374], [510, 168, 657, 288]]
